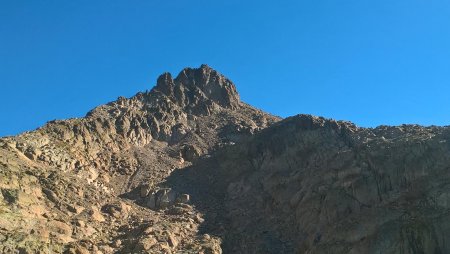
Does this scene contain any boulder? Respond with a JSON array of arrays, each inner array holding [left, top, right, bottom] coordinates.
[[89, 206, 105, 222], [181, 144, 201, 161], [140, 182, 153, 198], [176, 194, 190, 204], [102, 201, 130, 219], [145, 188, 179, 210]]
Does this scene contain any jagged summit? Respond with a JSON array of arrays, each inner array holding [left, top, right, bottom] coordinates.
[[152, 64, 240, 112], [80, 65, 276, 148]]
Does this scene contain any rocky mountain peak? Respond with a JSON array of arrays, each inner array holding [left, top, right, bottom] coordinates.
[[2, 64, 450, 254], [153, 64, 240, 112], [82, 65, 276, 150]]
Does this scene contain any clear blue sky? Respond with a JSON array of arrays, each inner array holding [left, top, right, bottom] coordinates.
[[1, 1, 450, 136]]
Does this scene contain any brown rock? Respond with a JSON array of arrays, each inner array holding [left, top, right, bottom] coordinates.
[[113, 239, 122, 248], [159, 242, 172, 253], [49, 220, 74, 244], [181, 144, 201, 161], [50, 220, 72, 235], [90, 207, 105, 222], [102, 201, 130, 219], [167, 231, 178, 248], [138, 236, 158, 251], [75, 219, 85, 227], [68, 204, 84, 214], [66, 245, 90, 254], [140, 183, 152, 198]]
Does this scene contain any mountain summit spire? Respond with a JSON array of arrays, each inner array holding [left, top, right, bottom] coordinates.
[[153, 64, 240, 112]]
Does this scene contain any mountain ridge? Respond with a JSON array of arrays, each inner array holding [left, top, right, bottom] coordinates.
[[1, 65, 450, 254]]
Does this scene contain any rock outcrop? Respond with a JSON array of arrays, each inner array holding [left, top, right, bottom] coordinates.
[[153, 64, 241, 113]]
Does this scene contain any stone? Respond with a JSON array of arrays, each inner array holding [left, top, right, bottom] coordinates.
[[146, 191, 157, 209], [166, 231, 178, 248], [138, 236, 158, 251], [50, 220, 72, 235], [159, 242, 172, 253], [42, 188, 59, 204], [24, 148, 41, 161], [140, 183, 152, 198], [76, 220, 85, 227], [146, 188, 178, 210], [158, 189, 177, 209], [195, 214, 205, 224], [176, 194, 190, 204], [80, 225, 96, 237], [73, 245, 90, 254], [181, 144, 201, 161], [113, 239, 121, 248], [49, 220, 74, 244], [68, 204, 84, 214], [90, 207, 105, 222], [101, 201, 130, 219]]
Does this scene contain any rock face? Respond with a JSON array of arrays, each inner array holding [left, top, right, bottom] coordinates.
[[1, 64, 449, 253], [212, 115, 450, 253], [153, 64, 241, 113]]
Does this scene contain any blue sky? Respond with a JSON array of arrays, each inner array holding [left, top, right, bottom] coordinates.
[[1, 1, 450, 136]]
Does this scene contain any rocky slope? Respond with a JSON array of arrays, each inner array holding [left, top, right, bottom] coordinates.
[[1, 65, 450, 254], [213, 115, 450, 253], [0, 64, 278, 253]]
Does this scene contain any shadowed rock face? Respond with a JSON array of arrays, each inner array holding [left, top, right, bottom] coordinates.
[[210, 115, 450, 253], [154, 64, 241, 113], [1, 65, 449, 254]]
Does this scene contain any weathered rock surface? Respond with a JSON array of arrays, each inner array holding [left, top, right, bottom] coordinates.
[[1, 64, 449, 253], [0, 65, 277, 253], [212, 115, 450, 253]]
